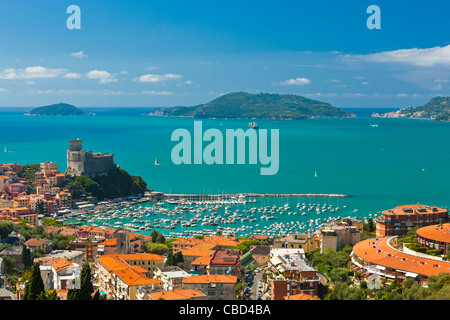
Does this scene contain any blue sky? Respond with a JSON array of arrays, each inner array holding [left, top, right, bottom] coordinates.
[[0, 0, 449, 108]]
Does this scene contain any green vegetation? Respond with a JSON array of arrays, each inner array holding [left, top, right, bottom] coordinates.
[[22, 263, 45, 300], [377, 96, 450, 121], [27, 103, 87, 116], [397, 226, 443, 257], [67, 264, 96, 300], [155, 92, 355, 120], [232, 240, 261, 254], [67, 168, 147, 200]]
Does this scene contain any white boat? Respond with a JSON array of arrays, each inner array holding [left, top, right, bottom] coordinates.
[[4, 146, 7, 153], [314, 171, 317, 178]]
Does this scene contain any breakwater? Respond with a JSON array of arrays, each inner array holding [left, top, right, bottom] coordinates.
[[161, 193, 348, 201]]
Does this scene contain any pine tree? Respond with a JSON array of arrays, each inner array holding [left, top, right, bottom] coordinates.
[[22, 244, 32, 268], [79, 264, 94, 300], [22, 263, 45, 300], [67, 264, 94, 300]]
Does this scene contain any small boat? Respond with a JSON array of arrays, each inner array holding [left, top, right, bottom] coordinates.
[[155, 158, 161, 166], [314, 171, 318, 178], [248, 122, 259, 129], [4, 146, 7, 153]]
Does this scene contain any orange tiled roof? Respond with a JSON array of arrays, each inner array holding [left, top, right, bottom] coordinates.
[[191, 255, 212, 266], [284, 293, 320, 300], [25, 238, 47, 247], [114, 267, 156, 286], [51, 258, 73, 272], [382, 204, 448, 216], [113, 253, 164, 261], [148, 289, 205, 300], [352, 237, 450, 277], [182, 274, 237, 284], [417, 223, 450, 244]]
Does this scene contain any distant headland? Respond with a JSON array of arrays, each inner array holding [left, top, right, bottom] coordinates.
[[144, 92, 356, 120], [25, 103, 94, 116], [372, 96, 450, 121]]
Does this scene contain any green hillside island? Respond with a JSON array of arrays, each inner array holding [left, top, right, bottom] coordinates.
[[372, 96, 450, 121], [146, 92, 356, 120], [25, 103, 93, 116]]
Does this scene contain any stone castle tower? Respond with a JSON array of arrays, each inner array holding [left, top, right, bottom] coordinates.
[[65, 139, 117, 177]]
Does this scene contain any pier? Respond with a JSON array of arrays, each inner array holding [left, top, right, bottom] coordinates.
[[159, 193, 348, 201]]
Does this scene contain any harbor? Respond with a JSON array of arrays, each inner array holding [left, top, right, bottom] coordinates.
[[62, 192, 369, 240]]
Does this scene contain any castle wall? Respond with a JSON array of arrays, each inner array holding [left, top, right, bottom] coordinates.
[[65, 140, 117, 177]]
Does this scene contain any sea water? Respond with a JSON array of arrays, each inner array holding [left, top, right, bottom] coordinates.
[[2, 107, 450, 237]]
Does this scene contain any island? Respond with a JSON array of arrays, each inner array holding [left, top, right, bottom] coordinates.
[[372, 96, 450, 121], [144, 92, 356, 120], [25, 103, 93, 116]]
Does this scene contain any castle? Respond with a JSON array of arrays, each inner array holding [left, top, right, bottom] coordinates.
[[65, 139, 117, 177]]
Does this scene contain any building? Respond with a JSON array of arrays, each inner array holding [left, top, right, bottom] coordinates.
[[249, 235, 270, 245], [283, 293, 320, 300], [148, 289, 206, 301], [351, 237, 450, 285], [272, 232, 317, 252], [182, 275, 237, 300], [37, 258, 81, 291], [65, 139, 117, 177], [250, 245, 271, 266], [376, 204, 448, 238], [40, 161, 58, 174], [320, 224, 360, 253], [95, 254, 165, 300], [38, 250, 86, 267], [269, 248, 320, 300], [154, 266, 191, 291], [24, 238, 49, 253], [208, 249, 241, 276], [416, 223, 450, 255]]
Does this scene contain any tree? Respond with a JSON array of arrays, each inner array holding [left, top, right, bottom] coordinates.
[[151, 230, 159, 243], [0, 221, 15, 239], [22, 263, 45, 300], [67, 264, 94, 300], [22, 244, 33, 268]]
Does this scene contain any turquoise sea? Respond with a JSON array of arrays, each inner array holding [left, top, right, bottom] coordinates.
[[2, 107, 450, 236]]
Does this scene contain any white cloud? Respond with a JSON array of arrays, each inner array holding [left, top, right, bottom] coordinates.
[[184, 80, 193, 85], [65, 72, 82, 79], [70, 50, 88, 58], [0, 88, 9, 92], [278, 77, 311, 86], [86, 70, 118, 84], [346, 45, 450, 67], [134, 73, 183, 83], [142, 90, 174, 96], [0, 66, 66, 79]]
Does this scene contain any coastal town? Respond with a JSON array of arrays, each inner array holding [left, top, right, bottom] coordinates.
[[1, 140, 450, 301]]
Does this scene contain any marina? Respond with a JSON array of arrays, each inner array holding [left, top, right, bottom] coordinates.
[[62, 193, 367, 240]]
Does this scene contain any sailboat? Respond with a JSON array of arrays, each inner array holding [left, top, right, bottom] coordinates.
[[4, 146, 7, 153], [154, 158, 161, 166], [314, 171, 317, 178]]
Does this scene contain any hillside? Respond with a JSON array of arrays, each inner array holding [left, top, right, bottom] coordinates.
[[372, 96, 450, 121], [67, 168, 147, 200], [26, 103, 88, 116], [148, 92, 356, 120]]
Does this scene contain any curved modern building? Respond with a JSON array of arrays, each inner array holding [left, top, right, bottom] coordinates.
[[416, 223, 450, 255], [352, 236, 450, 284]]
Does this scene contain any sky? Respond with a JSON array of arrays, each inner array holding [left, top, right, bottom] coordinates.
[[0, 0, 449, 108]]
